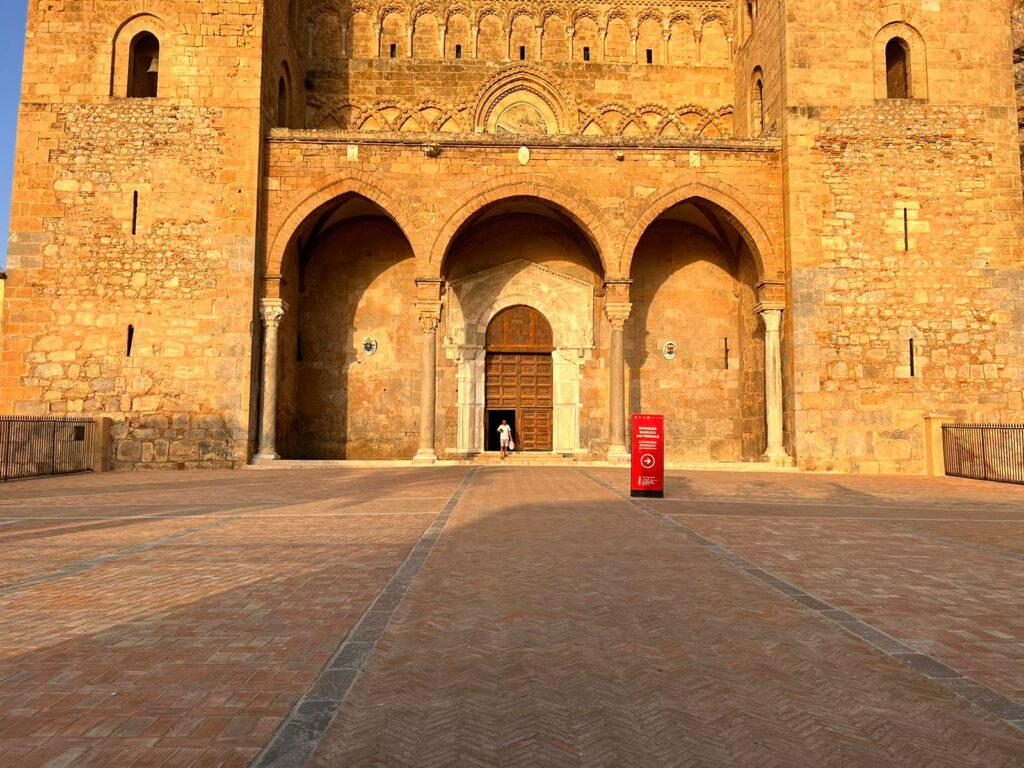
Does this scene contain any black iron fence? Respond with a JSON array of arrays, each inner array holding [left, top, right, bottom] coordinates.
[[942, 423, 1024, 485], [0, 416, 95, 482]]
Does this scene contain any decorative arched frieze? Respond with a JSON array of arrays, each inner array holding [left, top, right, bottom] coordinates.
[[471, 64, 574, 133]]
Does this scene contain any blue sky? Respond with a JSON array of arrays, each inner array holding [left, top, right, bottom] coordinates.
[[0, 4, 28, 271]]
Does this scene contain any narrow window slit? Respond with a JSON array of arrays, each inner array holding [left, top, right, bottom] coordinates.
[[724, 338, 730, 370], [126, 325, 135, 357], [131, 191, 139, 235], [903, 207, 909, 251], [909, 338, 915, 377], [389, 43, 397, 58], [455, 44, 462, 59], [519, 46, 526, 60], [646, 49, 653, 64], [583, 46, 590, 62]]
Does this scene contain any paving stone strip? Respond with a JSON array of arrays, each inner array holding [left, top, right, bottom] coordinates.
[[250, 468, 476, 768], [0, 514, 237, 598], [583, 470, 1024, 732]]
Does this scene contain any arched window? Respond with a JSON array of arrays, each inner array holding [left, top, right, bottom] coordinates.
[[885, 38, 910, 99], [751, 67, 765, 136], [277, 76, 288, 127], [127, 32, 159, 98]]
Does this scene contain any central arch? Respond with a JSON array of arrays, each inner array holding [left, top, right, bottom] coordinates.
[[484, 305, 554, 451], [427, 177, 612, 278]]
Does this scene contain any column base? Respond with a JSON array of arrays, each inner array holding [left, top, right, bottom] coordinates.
[[762, 447, 795, 468], [252, 451, 280, 463], [412, 449, 438, 464], [607, 444, 630, 464]]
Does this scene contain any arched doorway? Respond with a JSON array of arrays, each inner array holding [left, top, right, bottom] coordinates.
[[484, 306, 554, 452], [438, 196, 602, 457]]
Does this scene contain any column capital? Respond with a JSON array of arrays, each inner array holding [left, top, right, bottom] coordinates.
[[259, 298, 288, 329], [755, 304, 783, 332], [415, 300, 443, 333], [605, 301, 632, 330]]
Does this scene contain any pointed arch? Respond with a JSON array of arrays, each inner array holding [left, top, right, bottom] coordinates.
[[265, 177, 424, 281], [427, 177, 613, 277], [621, 179, 781, 280]]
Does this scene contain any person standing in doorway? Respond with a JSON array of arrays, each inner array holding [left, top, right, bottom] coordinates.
[[497, 419, 513, 460]]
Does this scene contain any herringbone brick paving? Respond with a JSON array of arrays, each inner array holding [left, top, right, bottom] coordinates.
[[310, 467, 1024, 768], [0, 468, 469, 768], [2, 467, 1024, 766]]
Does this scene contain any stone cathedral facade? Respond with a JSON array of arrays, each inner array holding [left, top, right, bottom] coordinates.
[[0, 0, 1022, 473]]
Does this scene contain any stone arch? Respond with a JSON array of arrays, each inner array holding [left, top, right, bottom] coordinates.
[[472, 292, 567, 350], [471, 65, 574, 133], [412, 9, 440, 57], [477, 9, 506, 59], [751, 66, 765, 136], [111, 12, 170, 98], [621, 179, 780, 280], [428, 178, 612, 277], [446, 259, 595, 455], [265, 177, 424, 282], [872, 21, 927, 100]]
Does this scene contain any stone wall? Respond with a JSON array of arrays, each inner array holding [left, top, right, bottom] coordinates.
[[0, 2, 265, 468], [782, 0, 1024, 473]]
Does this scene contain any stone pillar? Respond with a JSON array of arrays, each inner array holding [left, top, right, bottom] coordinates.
[[407, 26, 414, 57], [662, 29, 670, 64], [439, 25, 447, 58], [599, 27, 607, 61], [375, 25, 383, 57], [414, 280, 443, 463], [255, 299, 287, 462], [567, 27, 575, 61], [536, 26, 544, 60], [605, 291, 632, 462], [631, 33, 638, 63], [757, 306, 792, 466], [472, 25, 479, 58]]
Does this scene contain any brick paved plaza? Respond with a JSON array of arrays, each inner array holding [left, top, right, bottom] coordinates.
[[1, 468, 1023, 767]]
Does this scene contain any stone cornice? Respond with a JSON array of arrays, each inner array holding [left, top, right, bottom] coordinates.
[[267, 128, 782, 153]]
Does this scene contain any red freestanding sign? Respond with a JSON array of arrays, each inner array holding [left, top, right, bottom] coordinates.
[[630, 414, 664, 498]]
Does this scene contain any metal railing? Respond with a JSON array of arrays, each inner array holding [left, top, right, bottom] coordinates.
[[0, 416, 95, 482], [942, 423, 1024, 485]]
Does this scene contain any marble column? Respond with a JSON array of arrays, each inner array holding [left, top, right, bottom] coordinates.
[[255, 299, 287, 462], [758, 307, 791, 465], [606, 301, 632, 461], [414, 300, 442, 463]]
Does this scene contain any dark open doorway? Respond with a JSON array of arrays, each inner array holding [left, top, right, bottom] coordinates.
[[486, 410, 516, 451]]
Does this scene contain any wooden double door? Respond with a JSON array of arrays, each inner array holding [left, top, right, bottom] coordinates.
[[485, 353, 553, 451]]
